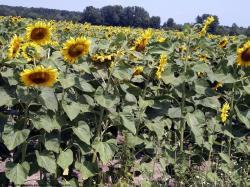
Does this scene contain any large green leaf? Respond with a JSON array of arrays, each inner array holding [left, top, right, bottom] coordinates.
[[31, 115, 61, 132], [44, 133, 60, 153], [73, 121, 91, 145], [186, 111, 205, 146], [95, 87, 119, 108], [0, 88, 13, 107], [197, 96, 220, 110], [59, 75, 75, 89], [92, 139, 117, 164], [57, 149, 73, 170], [39, 88, 58, 112], [35, 151, 57, 174], [235, 107, 250, 129], [2, 124, 30, 150], [74, 78, 95, 92], [145, 121, 165, 140], [125, 132, 144, 148], [75, 161, 98, 180], [62, 101, 82, 121], [5, 162, 30, 185], [120, 112, 136, 135], [192, 62, 211, 73]]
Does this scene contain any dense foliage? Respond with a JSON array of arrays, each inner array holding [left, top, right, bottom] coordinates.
[[0, 16, 249, 186]]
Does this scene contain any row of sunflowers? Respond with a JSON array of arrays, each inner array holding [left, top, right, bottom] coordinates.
[[0, 16, 249, 186]]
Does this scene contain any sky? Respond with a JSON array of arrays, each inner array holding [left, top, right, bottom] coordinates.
[[0, 0, 248, 27]]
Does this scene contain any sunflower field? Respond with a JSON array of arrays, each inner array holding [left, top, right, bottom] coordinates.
[[0, 16, 249, 186]]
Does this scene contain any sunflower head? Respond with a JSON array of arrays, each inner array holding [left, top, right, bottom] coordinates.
[[133, 66, 144, 76], [21, 42, 41, 62], [7, 35, 23, 59], [218, 37, 228, 49], [237, 41, 250, 67], [62, 37, 91, 64], [20, 66, 58, 87], [25, 21, 52, 45]]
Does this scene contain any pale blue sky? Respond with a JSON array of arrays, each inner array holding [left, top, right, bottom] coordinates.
[[0, 0, 248, 27]]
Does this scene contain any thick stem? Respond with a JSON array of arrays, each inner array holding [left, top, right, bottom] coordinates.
[[21, 141, 27, 162], [180, 62, 188, 152], [92, 62, 116, 163], [228, 83, 235, 157]]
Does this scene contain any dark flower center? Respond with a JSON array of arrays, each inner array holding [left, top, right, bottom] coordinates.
[[13, 43, 20, 54], [241, 48, 250, 62], [68, 44, 85, 57], [29, 72, 50, 84], [31, 28, 47, 40]]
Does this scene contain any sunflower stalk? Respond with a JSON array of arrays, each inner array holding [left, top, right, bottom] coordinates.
[[92, 60, 117, 163], [228, 82, 236, 157], [180, 38, 190, 152]]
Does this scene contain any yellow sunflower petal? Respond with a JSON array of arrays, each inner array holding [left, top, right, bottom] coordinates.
[[62, 37, 91, 64], [20, 66, 58, 87]]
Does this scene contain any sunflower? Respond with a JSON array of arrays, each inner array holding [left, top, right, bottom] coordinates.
[[20, 66, 58, 87], [25, 21, 52, 45], [131, 30, 152, 52], [218, 37, 228, 48], [62, 37, 91, 64], [7, 35, 22, 59], [220, 102, 230, 123], [156, 53, 167, 80], [21, 42, 41, 62], [133, 66, 144, 76], [237, 41, 250, 67]]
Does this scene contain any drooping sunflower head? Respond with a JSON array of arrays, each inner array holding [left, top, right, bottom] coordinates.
[[25, 21, 52, 45], [7, 35, 23, 59], [21, 42, 41, 62], [237, 41, 250, 67], [131, 29, 152, 52], [20, 66, 58, 87], [133, 66, 144, 76], [62, 37, 91, 64], [218, 37, 228, 49]]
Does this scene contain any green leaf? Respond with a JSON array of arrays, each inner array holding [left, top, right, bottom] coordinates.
[[138, 96, 154, 109], [235, 107, 250, 129], [186, 112, 205, 146], [145, 121, 165, 140], [73, 121, 91, 145], [192, 62, 211, 72], [208, 72, 236, 83], [75, 161, 98, 180], [74, 79, 95, 92], [57, 149, 73, 170], [0, 88, 13, 107], [2, 125, 30, 150], [92, 140, 117, 164], [35, 151, 57, 174], [219, 153, 232, 166], [44, 133, 60, 153], [62, 101, 82, 121], [113, 65, 132, 80], [243, 85, 250, 94], [39, 88, 58, 112], [95, 87, 119, 108], [60, 75, 75, 89], [31, 115, 61, 132], [5, 162, 30, 185], [197, 96, 220, 110], [1, 68, 18, 85], [125, 132, 144, 148], [120, 112, 136, 135], [168, 107, 181, 118]]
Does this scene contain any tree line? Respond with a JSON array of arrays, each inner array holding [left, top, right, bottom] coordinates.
[[0, 4, 249, 36]]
